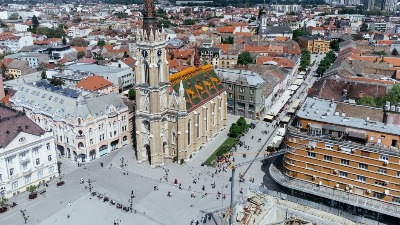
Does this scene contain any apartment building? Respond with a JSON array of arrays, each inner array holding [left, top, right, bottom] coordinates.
[[298, 35, 330, 53], [0, 105, 58, 198], [215, 69, 265, 119], [5, 52, 49, 68], [278, 97, 400, 220], [10, 80, 131, 163]]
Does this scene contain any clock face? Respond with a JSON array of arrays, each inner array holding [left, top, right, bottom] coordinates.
[[141, 50, 148, 58], [157, 49, 162, 57]]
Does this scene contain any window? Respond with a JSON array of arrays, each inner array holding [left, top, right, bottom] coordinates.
[[373, 192, 383, 199], [357, 175, 366, 182], [393, 197, 400, 204], [250, 89, 254, 94], [360, 151, 370, 157], [48, 166, 54, 174], [228, 85, 233, 90], [46, 143, 50, 150], [228, 93, 233, 98], [379, 155, 389, 161], [325, 144, 333, 150], [12, 181, 18, 190], [324, 155, 332, 161], [239, 95, 244, 101], [370, 136, 375, 141], [187, 119, 191, 145], [307, 152, 316, 157], [239, 87, 244, 92], [377, 168, 387, 174], [9, 168, 14, 176], [171, 132, 176, 145], [339, 171, 348, 177], [375, 180, 384, 186], [48, 155, 52, 162], [24, 176, 31, 185], [249, 97, 253, 102], [359, 163, 368, 170], [36, 158, 40, 165], [37, 170, 43, 179], [196, 114, 200, 139]]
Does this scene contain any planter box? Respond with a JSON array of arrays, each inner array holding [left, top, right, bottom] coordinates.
[[0, 207, 7, 213], [57, 181, 65, 187], [28, 193, 37, 200]]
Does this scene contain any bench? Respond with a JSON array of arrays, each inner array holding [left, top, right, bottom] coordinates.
[[39, 189, 46, 194]]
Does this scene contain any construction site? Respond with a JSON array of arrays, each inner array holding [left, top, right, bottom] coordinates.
[[232, 190, 358, 225]]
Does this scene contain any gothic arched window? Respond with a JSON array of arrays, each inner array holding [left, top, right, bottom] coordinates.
[[157, 59, 163, 82], [144, 61, 150, 84]]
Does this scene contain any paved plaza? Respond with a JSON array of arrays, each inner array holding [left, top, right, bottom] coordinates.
[[0, 55, 323, 225], [0, 114, 281, 225]]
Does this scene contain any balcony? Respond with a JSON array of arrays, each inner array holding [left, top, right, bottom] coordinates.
[[20, 157, 30, 164], [269, 164, 400, 218]]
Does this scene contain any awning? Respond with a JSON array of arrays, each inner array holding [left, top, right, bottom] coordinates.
[[322, 124, 345, 132], [264, 115, 274, 121], [270, 136, 284, 148], [348, 129, 366, 139], [288, 85, 299, 91], [281, 116, 291, 123], [292, 79, 303, 86]]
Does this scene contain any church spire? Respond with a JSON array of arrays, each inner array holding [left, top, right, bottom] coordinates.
[[143, 0, 158, 41]]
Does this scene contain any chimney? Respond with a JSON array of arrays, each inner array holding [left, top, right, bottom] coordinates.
[[0, 76, 4, 101]]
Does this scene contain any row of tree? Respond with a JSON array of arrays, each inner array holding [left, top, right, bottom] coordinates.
[[356, 85, 400, 108], [316, 51, 336, 76], [299, 49, 311, 72]]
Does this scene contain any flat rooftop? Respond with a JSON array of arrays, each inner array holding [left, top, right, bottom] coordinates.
[[297, 97, 400, 136], [67, 64, 129, 74]]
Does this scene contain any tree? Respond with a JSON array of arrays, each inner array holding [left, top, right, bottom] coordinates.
[[35, 27, 66, 38], [62, 37, 67, 45], [8, 13, 19, 20], [27, 185, 37, 194], [356, 96, 376, 106], [77, 51, 85, 59], [97, 40, 106, 47], [1, 64, 7, 79], [0, 197, 7, 209], [237, 51, 253, 65], [50, 77, 64, 86], [183, 19, 196, 25], [228, 123, 241, 138], [221, 36, 234, 44], [128, 88, 135, 100], [330, 40, 340, 51], [183, 8, 191, 17], [41, 70, 47, 79], [352, 33, 364, 40], [393, 48, 399, 56], [292, 29, 308, 42], [73, 17, 82, 23], [32, 15, 39, 32], [70, 37, 89, 47]]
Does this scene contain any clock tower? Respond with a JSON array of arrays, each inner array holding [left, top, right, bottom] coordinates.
[[134, 0, 170, 167]]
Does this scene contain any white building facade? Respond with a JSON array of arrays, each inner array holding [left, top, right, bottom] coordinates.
[[0, 106, 58, 199]]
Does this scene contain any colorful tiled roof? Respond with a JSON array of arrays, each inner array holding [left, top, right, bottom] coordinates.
[[169, 65, 225, 112]]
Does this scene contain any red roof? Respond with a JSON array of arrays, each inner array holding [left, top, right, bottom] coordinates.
[[76, 75, 113, 91]]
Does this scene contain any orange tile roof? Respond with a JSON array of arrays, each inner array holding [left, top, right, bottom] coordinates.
[[76, 75, 113, 91], [72, 46, 87, 52], [215, 44, 231, 53], [216, 26, 235, 33], [377, 40, 394, 45], [348, 54, 400, 67], [275, 36, 289, 41], [122, 57, 136, 69], [243, 45, 269, 52], [234, 32, 253, 37]]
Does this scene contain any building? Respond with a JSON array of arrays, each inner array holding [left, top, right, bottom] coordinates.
[[259, 26, 293, 40], [10, 81, 131, 162], [0, 76, 4, 100], [5, 52, 49, 68], [216, 69, 265, 119], [134, 0, 227, 167], [75, 75, 119, 94], [0, 105, 58, 198], [66, 64, 134, 92], [0, 34, 34, 53], [298, 35, 330, 53], [68, 26, 93, 38], [198, 47, 220, 68], [279, 97, 400, 221]]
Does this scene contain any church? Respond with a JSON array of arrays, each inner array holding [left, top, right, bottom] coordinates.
[[134, 0, 227, 167]]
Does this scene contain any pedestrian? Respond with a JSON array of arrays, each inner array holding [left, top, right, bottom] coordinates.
[[68, 202, 71, 207]]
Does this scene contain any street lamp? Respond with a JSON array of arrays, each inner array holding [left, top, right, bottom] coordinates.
[[130, 190, 135, 213]]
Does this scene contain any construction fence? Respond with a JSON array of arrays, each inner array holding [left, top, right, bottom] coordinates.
[[248, 184, 388, 225]]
